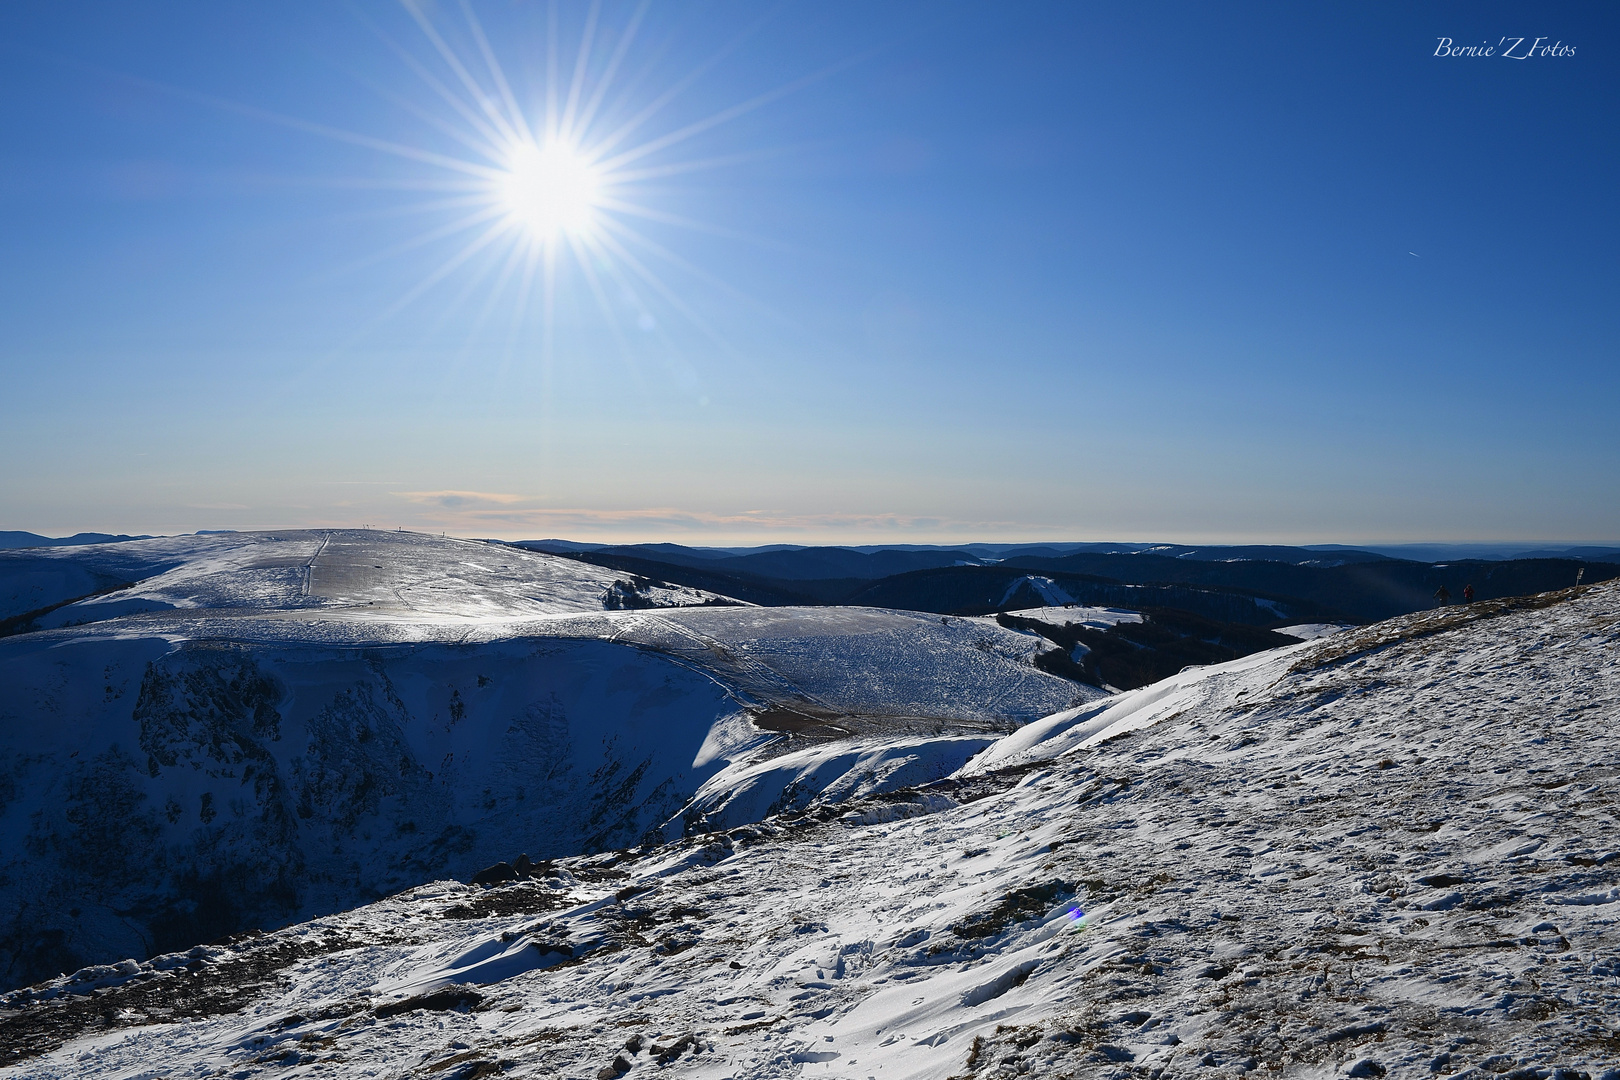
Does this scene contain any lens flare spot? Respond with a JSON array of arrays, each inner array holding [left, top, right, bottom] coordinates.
[[498, 141, 600, 238]]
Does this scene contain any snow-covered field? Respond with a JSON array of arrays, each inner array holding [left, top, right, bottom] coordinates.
[[1273, 624, 1353, 642], [0, 530, 724, 626], [999, 605, 1143, 632], [4, 577, 1615, 1078], [0, 532, 1089, 992]]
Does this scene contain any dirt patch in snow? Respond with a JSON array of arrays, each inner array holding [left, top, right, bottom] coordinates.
[[0, 931, 377, 1067], [748, 706, 856, 738], [441, 884, 577, 921]]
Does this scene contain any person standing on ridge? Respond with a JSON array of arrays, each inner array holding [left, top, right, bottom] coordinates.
[[1434, 585, 1452, 606], [1463, 584, 1475, 603]]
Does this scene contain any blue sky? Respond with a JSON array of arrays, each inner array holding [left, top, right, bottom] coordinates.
[[2, 2, 1615, 543]]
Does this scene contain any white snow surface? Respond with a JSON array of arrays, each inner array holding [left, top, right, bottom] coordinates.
[[6, 582, 1618, 1078], [0, 530, 726, 625], [1273, 624, 1355, 641], [673, 735, 997, 835], [0, 531, 1092, 992], [1002, 605, 1144, 631], [998, 575, 1076, 607]]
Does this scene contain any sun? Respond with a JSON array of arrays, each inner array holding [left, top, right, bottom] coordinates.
[[277, 2, 835, 353], [496, 140, 601, 240]]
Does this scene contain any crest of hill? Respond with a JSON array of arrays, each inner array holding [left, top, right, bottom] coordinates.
[[518, 542, 990, 581], [0, 529, 1088, 992], [0, 531, 152, 550]]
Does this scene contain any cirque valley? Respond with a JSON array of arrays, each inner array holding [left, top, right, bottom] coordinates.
[[0, 530, 1617, 1078], [0, 530, 1088, 993]]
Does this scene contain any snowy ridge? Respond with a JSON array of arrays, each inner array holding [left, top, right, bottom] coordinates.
[[961, 643, 1298, 775], [0, 530, 731, 628], [998, 575, 1076, 607], [0, 531, 1088, 991], [4, 581, 1617, 1077], [670, 734, 997, 836], [1273, 624, 1352, 642]]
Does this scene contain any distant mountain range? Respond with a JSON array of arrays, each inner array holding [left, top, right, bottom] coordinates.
[[8, 530, 1617, 564], [514, 537, 1620, 565], [0, 531, 153, 550], [6, 531, 1615, 628], [506, 540, 1619, 627]]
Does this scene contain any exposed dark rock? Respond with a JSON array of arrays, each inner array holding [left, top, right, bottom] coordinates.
[[373, 987, 483, 1018], [952, 880, 1074, 939], [472, 862, 517, 887]]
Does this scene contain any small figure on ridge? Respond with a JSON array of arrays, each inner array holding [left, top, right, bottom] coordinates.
[[1434, 585, 1451, 606]]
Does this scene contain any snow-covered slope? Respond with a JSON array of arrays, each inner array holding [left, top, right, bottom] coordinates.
[[5, 581, 1615, 1077], [0, 531, 1089, 991], [1000, 604, 1143, 631], [0, 530, 726, 627]]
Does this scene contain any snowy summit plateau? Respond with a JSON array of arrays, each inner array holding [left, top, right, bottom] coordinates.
[[0, 529, 1617, 1079]]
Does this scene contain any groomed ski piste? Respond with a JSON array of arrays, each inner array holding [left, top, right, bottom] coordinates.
[[2, 566, 1616, 1077]]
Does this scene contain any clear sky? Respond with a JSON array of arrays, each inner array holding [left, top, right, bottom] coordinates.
[[2, 2, 1616, 544]]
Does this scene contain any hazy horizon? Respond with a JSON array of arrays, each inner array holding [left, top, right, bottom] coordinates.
[[6, 525, 1619, 555]]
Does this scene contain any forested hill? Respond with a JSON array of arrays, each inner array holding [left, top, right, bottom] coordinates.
[[998, 553, 1609, 623], [532, 541, 1617, 627]]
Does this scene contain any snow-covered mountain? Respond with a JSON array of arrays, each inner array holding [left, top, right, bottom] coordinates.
[[0, 531, 152, 551], [0, 531, 1088, 992], [3, 572, 1616, 1076]]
